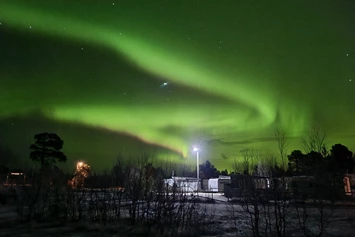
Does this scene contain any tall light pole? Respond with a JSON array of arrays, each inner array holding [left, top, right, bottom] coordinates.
[[193, 147, 200, 190]]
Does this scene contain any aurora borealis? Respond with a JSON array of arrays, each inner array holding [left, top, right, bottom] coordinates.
[[1, 1, 355, 170]]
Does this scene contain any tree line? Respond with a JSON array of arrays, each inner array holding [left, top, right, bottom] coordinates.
[[1, 131, 354, 237], [1, 131, 353, 186]]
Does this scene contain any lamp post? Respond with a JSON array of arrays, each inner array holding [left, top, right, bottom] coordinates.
[[193, 147, 200, 191]]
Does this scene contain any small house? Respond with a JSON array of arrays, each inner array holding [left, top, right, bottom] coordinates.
[[164, 176, 199, 192], [206, 176, 231, 192]]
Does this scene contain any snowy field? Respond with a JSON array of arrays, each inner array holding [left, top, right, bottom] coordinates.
[[1, 192, 355, 236]]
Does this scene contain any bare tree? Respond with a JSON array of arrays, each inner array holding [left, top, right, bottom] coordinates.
[[274, 127, 288, 170], [240, 147, 260, 174], [272, 127, 290, 237], [301, 126, 328, 155], [232, 155, 242, 174], [294, 178, 334, 237], [227, 148, 268, 237]]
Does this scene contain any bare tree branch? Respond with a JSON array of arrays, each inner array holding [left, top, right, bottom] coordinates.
[[274, 127, 288, 170], [301, 126, 328, 155]]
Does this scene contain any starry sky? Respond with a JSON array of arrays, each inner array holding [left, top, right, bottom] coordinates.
[[0, 0, 355, 171]]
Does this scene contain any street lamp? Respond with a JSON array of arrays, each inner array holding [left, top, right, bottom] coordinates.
[[193, 147, 200, 191]]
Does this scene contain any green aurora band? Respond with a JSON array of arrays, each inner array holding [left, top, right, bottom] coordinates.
[[1, 1, 354, 167]]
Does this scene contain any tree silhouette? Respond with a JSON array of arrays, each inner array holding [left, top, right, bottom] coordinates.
[[288, 150, 325, 176], [287, 150, 305, 175], [29, 133, 67, 170], [329, 144, 354, 174], [219, 169, 229, 176], [305, 151, 325, 172], [199, 160, 219, 179], [111, 158, 125, 188]]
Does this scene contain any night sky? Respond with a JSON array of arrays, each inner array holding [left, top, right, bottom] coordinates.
[[1, 1, 355, 171]]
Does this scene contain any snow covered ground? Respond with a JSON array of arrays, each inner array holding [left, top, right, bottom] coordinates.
[[0, 192, 355, 237]]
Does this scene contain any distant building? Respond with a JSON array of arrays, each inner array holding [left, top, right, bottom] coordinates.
[[344, 174, 355, 196], [224, 175, 270, 199], [4, 170, 26, 186], [223, 174, 355, 201], [205, 176, 231, 192], [164, 177, 199, 192]]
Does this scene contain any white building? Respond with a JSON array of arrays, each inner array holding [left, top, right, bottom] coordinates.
[[164, 177, 199, 192], [206, 176, 231, 192]]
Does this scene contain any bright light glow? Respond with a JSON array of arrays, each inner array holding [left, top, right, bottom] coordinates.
[[193, 147, 199, 152], [77, 161, 83, 167], [10, 172, 23, 176]]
